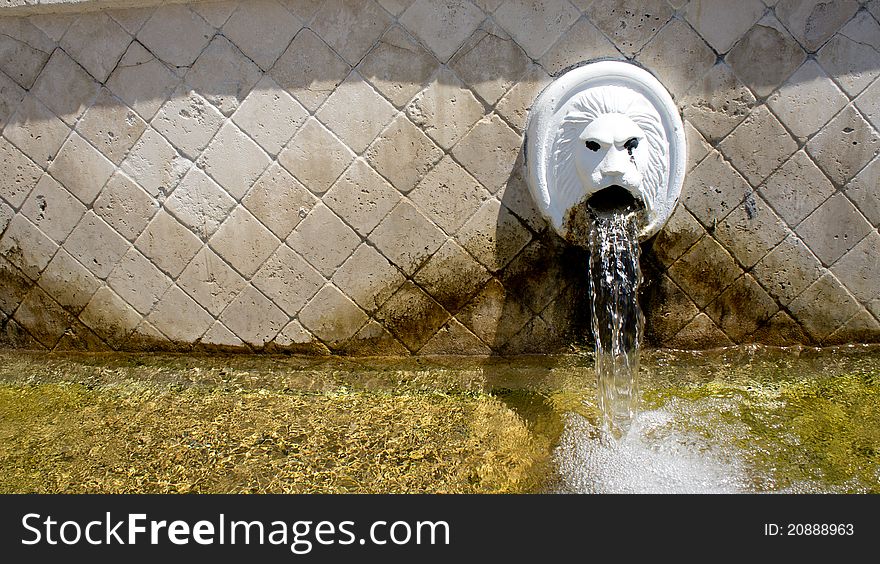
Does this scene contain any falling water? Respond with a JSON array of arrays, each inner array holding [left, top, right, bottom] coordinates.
[[587, 209, 644, 438]]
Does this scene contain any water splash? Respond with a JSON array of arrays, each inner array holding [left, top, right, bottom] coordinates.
[[587, 210, 644, 438]]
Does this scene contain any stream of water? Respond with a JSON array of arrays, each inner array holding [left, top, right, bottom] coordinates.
[[587, 210, 644, 438]]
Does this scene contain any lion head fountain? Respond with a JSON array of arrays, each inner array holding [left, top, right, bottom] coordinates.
[[525, 61, 686, 243]]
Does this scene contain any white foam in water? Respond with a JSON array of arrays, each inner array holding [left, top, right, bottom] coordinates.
[[554, 409, 748, 494]]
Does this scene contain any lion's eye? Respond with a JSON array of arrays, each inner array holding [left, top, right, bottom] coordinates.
[[585, 140, 600, 152], [624, 138, 639, 154]]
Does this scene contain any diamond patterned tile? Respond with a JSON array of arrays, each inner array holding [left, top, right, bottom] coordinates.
[[795, 193, 873, 266], [0, 136, 43, 209], [222, 0, 301, 70], [164, 166, 236, 239], [332, 243, 406, 313], [324, 158, 401, 236], [152, 86, 225, 160], [681, 63, 756, 144], [76, 88, 148, 166], [209, 205, 280, 277], [400, 0, 485, 62], [365, 113, 443, 194], [805, 104, 880, 186], [752, 234, 823, 306], [766, 60, 849, 142], [287, 203, 361, 277], [0, 71, 25, 131], [357, 25, 438, 109], [252, 244, 325, 316], [137, 4, 213, 68], [727, 14, 806, 98], [450, 21, 530, 105], [368, 200, 447, 275], [405, 68, 484, 151], [64, 211, 129, 279], [844, 155, 880, 227], [106, 41, 180, 122], [774, 0, 859, 52], [451, 113, 521, 193], [312, 0, 391, 66], [374, 280, 450, 352], [316, 72, 397, 154], [493, 0, 579, 59], [30, 48, 99, 127], [107, 247, 171, 316], [538, 17, 619, 76], [147, 285, 214, 343], [278, 117, 355, 195], [20, 173, 86, 244], [243, 162, 316, 240], [48, 132, 116, 207], [409, 155, 490, 234], [3, 94, 70, 169], [60, 11, 132, 82], [298, 284, 369, 344], [589, 0, 674, 57], [0, 215, 57, 281], [220, 284, 288, 346], [667, 235, 743, 308], [15, 286, 74, 348], [718, 105, 798, 186], [231, 76, 308, 157], [186, 35, 262, 116], [197, 121, 271, 200], [413, 238, 490, 313], [714, 191, 789, 268], [135, 210, 203, 278], [681, 151, 751, 228], [788, 273, 863, 342], [270, 28, 351, 112], [758, 150, 835, 228], [0, 17, 53, 89], [457, 198, 531, 273], [120, 127, 191, 199], [683, 0, 765, 54], [37, 248, 100, 315], [830, 230, 880, 305]]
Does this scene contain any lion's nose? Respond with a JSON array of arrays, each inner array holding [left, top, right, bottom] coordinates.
[[598, 146, 630, 177]]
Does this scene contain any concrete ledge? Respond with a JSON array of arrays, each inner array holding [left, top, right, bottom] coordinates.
[[0, 0, 190, 15]]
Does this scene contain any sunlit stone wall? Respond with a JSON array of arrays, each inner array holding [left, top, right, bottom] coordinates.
[[0, 0, 878, 354]]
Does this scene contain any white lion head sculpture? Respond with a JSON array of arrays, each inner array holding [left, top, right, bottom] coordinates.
[[526, 62, 686, 242]]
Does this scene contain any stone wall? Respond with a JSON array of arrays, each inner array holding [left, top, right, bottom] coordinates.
[[0, 0, 878, 354]]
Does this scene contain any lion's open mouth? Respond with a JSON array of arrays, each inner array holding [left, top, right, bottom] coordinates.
[[586, 185, 644, 214]]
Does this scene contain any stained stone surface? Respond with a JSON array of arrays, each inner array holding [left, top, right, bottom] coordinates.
[[0, 0, 878, 354]]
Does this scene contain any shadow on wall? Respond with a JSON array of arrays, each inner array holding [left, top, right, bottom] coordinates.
[[0, 0, 879, 353]]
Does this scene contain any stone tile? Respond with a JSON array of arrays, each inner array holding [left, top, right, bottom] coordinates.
[[30, 49, 99, 127], [164, 167, 236, 239], [60, 12, 132, 82], [312, 0, 391, 65], [830, 230, 880, 304], [766, 60, 849, 142], [451, 113, 522, 193], [197, 121, 271, 200], [365, 113, 443, 194], [824, 308, 880, 345], [856, 78, 880, 134], [106, 6, 156, 35], [374, 280, 450, 351], [681, 151, 751, 227], [279, 0, 324, 21], [27, 13, 76, 43], [457, 198, 531, 273], [684, 121, 711, 173], [0, 136, 43, 208], [649, 205, 705, 267], [332, 243, 405, 313], [727, 15, 806, 98], [273, 319, 329, 354], [3, 95, 70, 168], [456, 277, 532, 348], [806, 105, 880, 186], [106, 42, 179, 122], [705, 274, 779, 342], [243, 162, 316, 239], [357, 26, 438, 109], [210, 206, 279, 277], [759, 150, 835, 227], [287, 203, 361, 277], [252, 245, 325, 315], [107, 247, 171, 315], [121, 128, 191, 198], [718, 105, 797, 186], [316, 73, 397, 154], [368, 200, 447, 275], [137, 4, 214, 68], [451, 22, 530, 105], [0, 17, 54, 89], [0, 255, 33, 315], [20, 173, 86, 244], [337, 320, 412, 356], [409, 155, 490, 234], [414, 239, 490, 313], [0, 71, 25, 132], [324, 158, 401, 236], [298, 284, 369, 344], [400, 0, 485, 62], [844, 155, 880, 227], [37, 249, 100, 314], [65, 211, 129, 279], [751, 234, 822, 305], [79, 285, 142, 346], [0, 201, 10, 233], [747, 310, 809, 347], [377, 0, 416, 16], [538, 17, 619, 76], [714, 191, 789, 268], [135, 210, 203, 277], [869, 0, 880, 21], [186, 35, 262, 116], [495, 64, 552, 134], [220, 285, 288, 346], [637, 18, 718, 100], [788, 273, 863, 341], [681, 63, 756, 144], [14, 287, 73, 348], [93, 171, 159, 242], [683, 0, 765, 54], [642, 273, 700, 344], [199, 320, 246, 349], [494, 0, 579, 58], [667, 235, 743, 308], [231, 76, 308, 157], [667, 313, 734, 349], [76, 89, 148, 166], [270, 29, 351, 112], [123, 319, 170, 351], [589, 0, 673, 57], [47, 132, 116, 206], [0, 215, 57, 280], [420, 318, 492, 355], [278, 118, 355, 195], [191, 0, 240, 27], [147, 285, 214, 343], [495, 153, 545, 232], [222, 0, 301, 70], [796, 193, 873, 266], [405, 68, 484, 150], [775, 0, 859, 52], [152, 87, 225, 160]]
